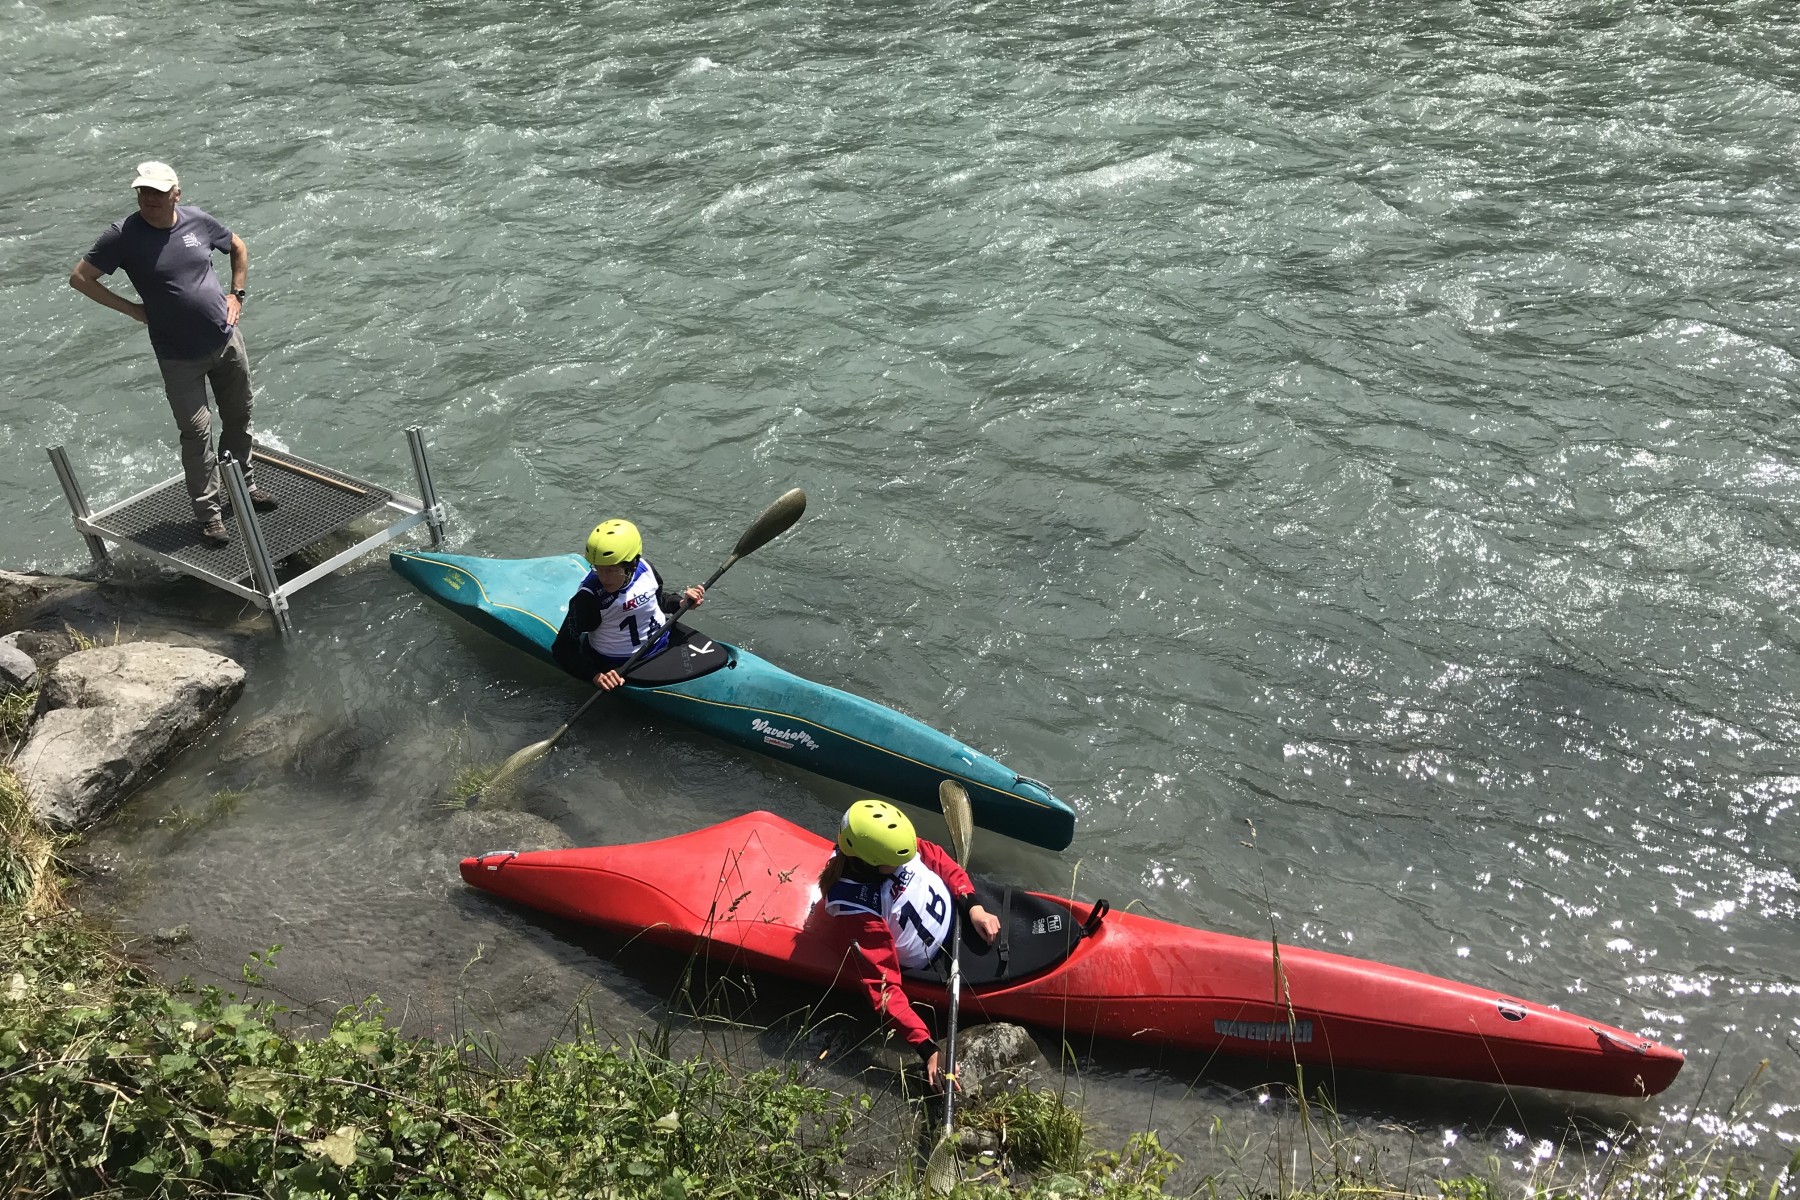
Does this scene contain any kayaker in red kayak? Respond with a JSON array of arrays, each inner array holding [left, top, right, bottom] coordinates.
[[821, 800, 1001, 1090], [551, 519, 705, 691]]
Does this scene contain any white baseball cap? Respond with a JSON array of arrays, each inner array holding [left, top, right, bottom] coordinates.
[[131, 161, 179, 191]]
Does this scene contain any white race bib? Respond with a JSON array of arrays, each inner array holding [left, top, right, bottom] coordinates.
[[585, 560, 669, 660], [880, 861, 954, 970]]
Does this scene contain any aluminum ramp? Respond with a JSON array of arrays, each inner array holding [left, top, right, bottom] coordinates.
[[47, 428, 446, 634]]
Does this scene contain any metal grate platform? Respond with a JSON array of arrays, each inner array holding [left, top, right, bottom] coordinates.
[[49, 429, 447, 635], [88, 445, 395, 583]]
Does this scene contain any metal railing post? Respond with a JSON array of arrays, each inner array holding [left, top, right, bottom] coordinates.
[[222, 453, 290, 635], [406, 426, 446, 546], [45, 445, 113, 569]]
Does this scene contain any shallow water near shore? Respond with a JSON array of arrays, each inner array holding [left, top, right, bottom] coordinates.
[[4, 0, 1798, 1188]]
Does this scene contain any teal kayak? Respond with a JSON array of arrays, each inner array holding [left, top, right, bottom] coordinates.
[[391, 550, 1076, 850]]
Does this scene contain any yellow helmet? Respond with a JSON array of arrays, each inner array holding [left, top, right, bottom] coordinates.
[[837, 799, 917, 867], [584, 519, 643, 567]]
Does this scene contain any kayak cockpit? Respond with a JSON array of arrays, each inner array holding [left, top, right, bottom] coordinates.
[[620, 624, 731, 687], [904, 879, 1108, 992]]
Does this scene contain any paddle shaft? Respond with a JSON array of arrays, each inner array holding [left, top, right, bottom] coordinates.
[[943, 906, 964, 1133], [938, 779, 975, 1144]]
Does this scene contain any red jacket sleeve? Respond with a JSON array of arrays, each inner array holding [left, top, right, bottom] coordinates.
[[841, 910, 937, 1057], [916, 838, 975, 903]]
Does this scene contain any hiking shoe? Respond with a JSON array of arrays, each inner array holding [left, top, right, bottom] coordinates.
[[246, 485, 279, 512], [199, 516, 230, 547]]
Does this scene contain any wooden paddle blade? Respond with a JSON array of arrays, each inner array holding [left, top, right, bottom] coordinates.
[[483, 729, 562, 791], [939, 779, 974, 868], [924, 1129, 958, 1194], [734, 488, 806, 558], [699, 488, 808, 592]]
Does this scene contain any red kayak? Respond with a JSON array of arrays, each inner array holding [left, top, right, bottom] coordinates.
[[460, 812, 1682, 1098]]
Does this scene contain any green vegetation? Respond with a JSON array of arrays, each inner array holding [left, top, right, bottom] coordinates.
[[912, 1128, 1176, 1198], [434, 721, 515, 808], [964, 1085, 1090, 1175], [0, 685, 35, 742], [445, 760, 507, 808], [162, 786, 252, 834], [1, 767, 61, 914], [0, 921, 855, 1196]]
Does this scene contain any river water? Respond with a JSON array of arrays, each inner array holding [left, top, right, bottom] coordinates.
[[2, 0, 1796, 1190]]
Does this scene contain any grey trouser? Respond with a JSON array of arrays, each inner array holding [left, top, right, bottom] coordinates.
[[156, 327, 256, 521]]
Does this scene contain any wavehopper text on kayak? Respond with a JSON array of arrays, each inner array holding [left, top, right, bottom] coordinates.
[[752, 717, 821, 752]]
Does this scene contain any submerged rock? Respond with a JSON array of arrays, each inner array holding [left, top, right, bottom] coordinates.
[[0, 569, 91, 631], [217, 707, 320, 767], [865, 1021, 1052, 1102], [441, 806, 575, 857], [13, 643, 247, 832]]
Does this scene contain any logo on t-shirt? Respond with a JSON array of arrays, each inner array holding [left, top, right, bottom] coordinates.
[[182, 233, 202, 249]]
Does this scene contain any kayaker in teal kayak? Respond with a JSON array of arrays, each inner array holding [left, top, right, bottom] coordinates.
[[551, 519, 705, 691], [821, 800, 1001, 1090]]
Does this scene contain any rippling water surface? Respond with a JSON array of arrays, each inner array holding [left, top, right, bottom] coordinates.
[[3, 0, 1797, 1187]]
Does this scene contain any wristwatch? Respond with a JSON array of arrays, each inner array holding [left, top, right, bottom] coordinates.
[[231, 288, 247, 302]]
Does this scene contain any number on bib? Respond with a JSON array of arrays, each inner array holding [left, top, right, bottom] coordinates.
[[897, 885, 950, 946]]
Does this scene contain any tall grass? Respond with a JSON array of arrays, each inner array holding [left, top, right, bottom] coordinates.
[[0, 766, 59, 915], [0, 686, 34, 742]]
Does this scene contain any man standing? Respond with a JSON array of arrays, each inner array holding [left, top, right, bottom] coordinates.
[[70, 160, 277, 547]]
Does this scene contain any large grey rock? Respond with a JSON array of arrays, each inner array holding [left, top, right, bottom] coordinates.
[[0, 634, 35, 691], [13, 642, 246, 831], [953, 1022, 1053, 1104], [2, 564, 255, 673], [866, 1020, 1053, 1103], [2, 628, 84, 677]]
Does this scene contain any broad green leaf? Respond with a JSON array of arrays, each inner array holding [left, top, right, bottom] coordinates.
[[231, 1066, 284, 1105]]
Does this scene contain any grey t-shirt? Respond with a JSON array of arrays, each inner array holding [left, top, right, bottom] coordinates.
[[85, 206, 234, 360]]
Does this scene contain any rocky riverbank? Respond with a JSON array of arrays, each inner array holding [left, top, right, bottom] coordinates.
[[1, 569, 253, 832]]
